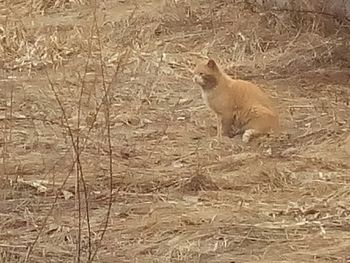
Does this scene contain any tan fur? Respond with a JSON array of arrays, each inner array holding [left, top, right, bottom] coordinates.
[[193, 59, 280, 142]]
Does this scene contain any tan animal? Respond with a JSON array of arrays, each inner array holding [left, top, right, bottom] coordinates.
[[193, 59, 280, 143]]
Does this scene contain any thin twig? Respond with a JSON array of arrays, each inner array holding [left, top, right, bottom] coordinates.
[[88, 1, 115, 260], [75, 5, 97, 261]]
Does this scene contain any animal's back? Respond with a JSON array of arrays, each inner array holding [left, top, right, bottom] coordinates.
[[227, 79, 277, 112]]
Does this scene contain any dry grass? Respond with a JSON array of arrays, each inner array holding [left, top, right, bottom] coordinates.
[[1, 0, 350, 262]]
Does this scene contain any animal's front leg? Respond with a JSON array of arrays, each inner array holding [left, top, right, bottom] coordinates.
[[221, 117, 233, 137], [216, 115, 223, 139]]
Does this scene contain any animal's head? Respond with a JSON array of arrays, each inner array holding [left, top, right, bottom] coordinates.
[[193, 59, 221, 90]]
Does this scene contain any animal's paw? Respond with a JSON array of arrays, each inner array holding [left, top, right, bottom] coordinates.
[[242, 135, 250, 143], [242, 129, 255, 143]]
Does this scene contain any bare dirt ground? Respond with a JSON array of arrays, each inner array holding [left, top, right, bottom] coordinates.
[[1, 0, 350, 262]]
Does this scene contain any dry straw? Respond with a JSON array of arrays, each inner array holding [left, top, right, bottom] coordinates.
[[1, 0, 350, 262]]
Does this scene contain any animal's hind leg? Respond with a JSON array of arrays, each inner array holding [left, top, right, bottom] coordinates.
[[242, 106, 279, 142], [232, 127, 244, 137]]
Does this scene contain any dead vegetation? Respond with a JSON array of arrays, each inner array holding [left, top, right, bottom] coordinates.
[[1, 0, 350, 262]]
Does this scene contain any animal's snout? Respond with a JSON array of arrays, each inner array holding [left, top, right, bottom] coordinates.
[[193, 74, 203, 84]]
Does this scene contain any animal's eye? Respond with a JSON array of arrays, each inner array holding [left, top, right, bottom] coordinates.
[[199, 73, 205, 76]]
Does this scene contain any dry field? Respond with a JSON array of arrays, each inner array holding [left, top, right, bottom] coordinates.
[[1, 0, 350, 262]]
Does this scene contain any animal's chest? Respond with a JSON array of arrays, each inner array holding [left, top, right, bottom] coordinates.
[[201, 90, 211, 107], [201, 90, 234, 114]]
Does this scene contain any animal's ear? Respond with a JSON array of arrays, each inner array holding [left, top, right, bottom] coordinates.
[[207, 59, 217, 70]]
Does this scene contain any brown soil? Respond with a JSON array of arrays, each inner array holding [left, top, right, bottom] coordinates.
[[1, 0, 350, 262]]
